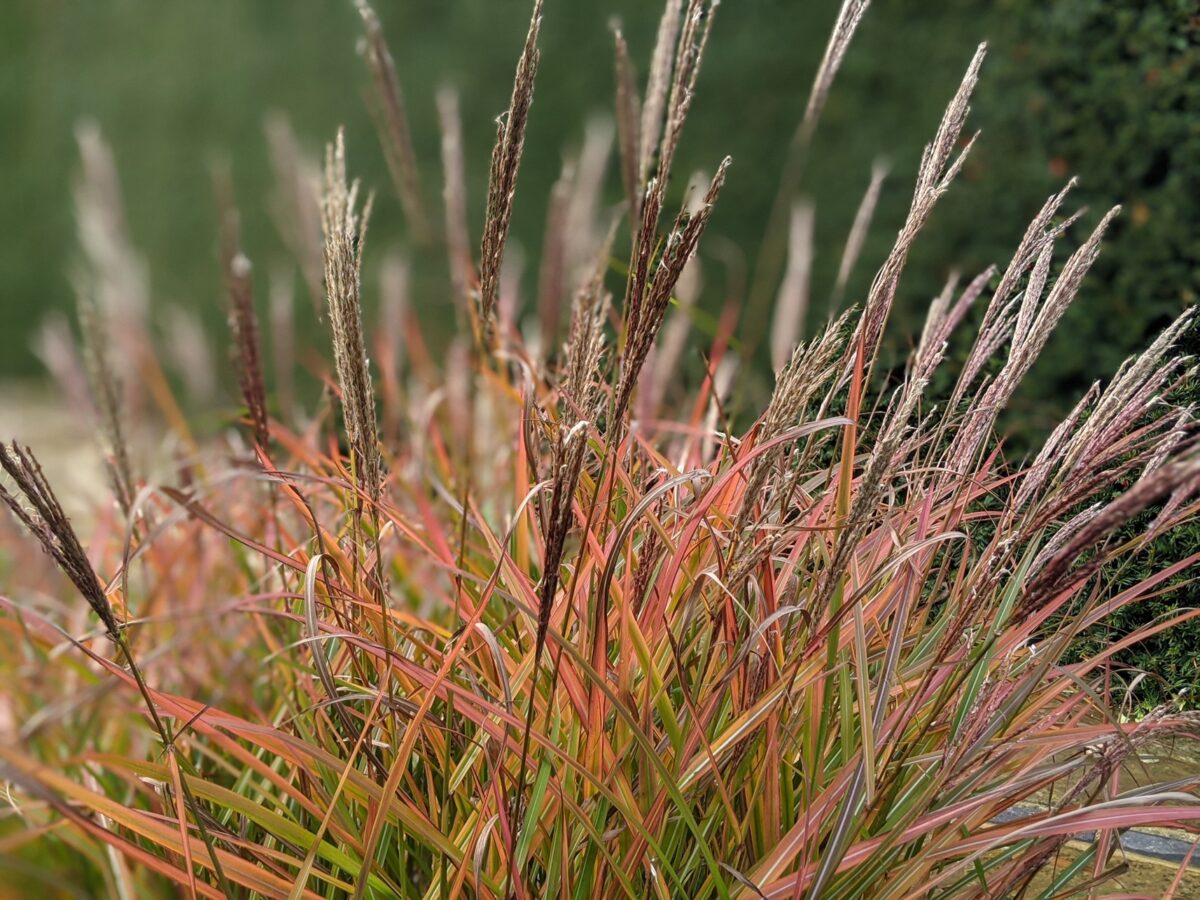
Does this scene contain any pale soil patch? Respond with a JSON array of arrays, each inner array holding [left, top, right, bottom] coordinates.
[[0, 382, 106, 521]]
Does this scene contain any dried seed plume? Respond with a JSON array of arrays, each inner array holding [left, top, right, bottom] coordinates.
[[216, 168, 269, 449], [479, 0, 544, 333], [356, 0, 429, 240], [0, 442, 120, 639], [320, 130, 381, 501]]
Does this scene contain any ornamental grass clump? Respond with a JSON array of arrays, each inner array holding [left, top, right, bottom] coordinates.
[[0, 1, 1198, 897]]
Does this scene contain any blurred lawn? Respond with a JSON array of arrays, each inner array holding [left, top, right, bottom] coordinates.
[[0, 1, 997, 368], [0, 0, 1194, 440]]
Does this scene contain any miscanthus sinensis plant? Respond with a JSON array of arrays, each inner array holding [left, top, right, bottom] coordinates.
[[2, 1, 1199, 897]]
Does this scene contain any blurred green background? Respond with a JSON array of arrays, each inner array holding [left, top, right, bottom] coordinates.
[[0, 0, 1197, 703], [3, 1, 1196, 427]]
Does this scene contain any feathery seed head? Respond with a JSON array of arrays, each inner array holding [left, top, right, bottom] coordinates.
[[321, 129, 381, 501], [0, 442, 120, 639]]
